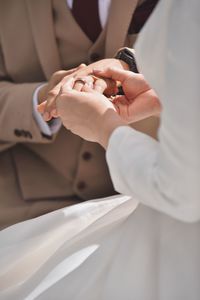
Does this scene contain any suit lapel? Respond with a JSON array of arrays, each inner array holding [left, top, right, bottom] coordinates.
[[105, 0, 140, 57], [88, 25, 107, 59], [26, 0, 61, 79]]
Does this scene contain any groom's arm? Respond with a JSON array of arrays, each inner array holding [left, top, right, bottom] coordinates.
[[0, 43, 50, 153]]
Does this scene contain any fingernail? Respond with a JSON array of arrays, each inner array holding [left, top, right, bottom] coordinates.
[[93, 69, 101, 73]]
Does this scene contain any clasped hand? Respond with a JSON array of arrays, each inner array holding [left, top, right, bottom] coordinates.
[[38, 67, 161, 148]]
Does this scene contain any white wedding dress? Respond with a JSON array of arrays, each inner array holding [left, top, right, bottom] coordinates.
[[1, 0, 200, 299]]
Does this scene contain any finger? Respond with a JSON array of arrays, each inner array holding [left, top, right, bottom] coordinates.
[[38, 101, 55, 121], [82, 84, 97, 93], [93, 78, 107, 93], [91, 76, 118, 96], [53, 65, 85, 86], [95, 68, 151, 101], [77, 63, 87, 69], [57, 64, 85, 78], [43, 111, 51, 121], [37, 101, 47, 114], [112, 95, 129, 105], [115, 90, 161, 123], [73, 81, 85, 92], [103, 78, 118, 96], [43, 83, 62, 121], [51, 108, 59, 118], [47, 65, 85, 99], [61, 77, 75, 93], [73, 76, 94, 91], [50, 68, 78, 88], [43, 68, 82, 121], [93, 67, 133, 85]]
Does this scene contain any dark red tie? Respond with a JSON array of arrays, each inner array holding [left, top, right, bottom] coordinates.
[[72, 0, 102, 42], [128, 0, 159, 34]]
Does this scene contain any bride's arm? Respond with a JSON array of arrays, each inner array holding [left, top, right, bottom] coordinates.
[[106, 0, 200, 223]]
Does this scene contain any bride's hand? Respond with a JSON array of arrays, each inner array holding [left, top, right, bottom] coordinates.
[[38, 74, 117, 121], [94, 67, 161, 123], [56, 77, 126, 148]]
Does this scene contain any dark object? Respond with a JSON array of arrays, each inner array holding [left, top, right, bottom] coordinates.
[[41, 133, 53, 140], [115, 48, 139, 73], [72, 0, 102, 42], [14, 129, 33, 139], [128, 0, 159, 34]]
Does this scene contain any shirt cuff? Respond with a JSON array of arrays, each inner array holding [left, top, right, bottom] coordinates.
[[32, 84, 62, 136]]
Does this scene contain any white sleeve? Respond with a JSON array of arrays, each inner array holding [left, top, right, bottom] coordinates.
[[106, 0, 200, 223], [32, 84, 62, 136]]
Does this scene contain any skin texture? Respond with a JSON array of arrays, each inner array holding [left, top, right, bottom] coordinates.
[[37, 58, 129, 120], [37, 64, 87, 104], [54, 67, 161, 149], [94, 68, 161, 123]]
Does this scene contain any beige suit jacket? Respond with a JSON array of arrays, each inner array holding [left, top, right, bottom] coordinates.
[[0, 0, 159, 228]]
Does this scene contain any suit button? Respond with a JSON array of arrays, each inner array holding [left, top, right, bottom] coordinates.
[[77, 181, 87, 191], [14, 129, 22, 137], [82, 151, 92, 161], [90, 53, 100, 62]]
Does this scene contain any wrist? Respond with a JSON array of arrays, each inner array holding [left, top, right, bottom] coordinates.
[[97, 111, 127, 149]]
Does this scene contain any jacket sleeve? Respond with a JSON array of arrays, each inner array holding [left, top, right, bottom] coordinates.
[[0, 42, 56, 153]]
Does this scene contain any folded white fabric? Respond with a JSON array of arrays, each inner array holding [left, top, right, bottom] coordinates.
[[0, 195, 138, 300], [1, 195, 200, 300]]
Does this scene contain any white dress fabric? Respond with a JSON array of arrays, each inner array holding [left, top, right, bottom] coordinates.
[[1, 0, 200, 299], [107, 0, 200, 223]]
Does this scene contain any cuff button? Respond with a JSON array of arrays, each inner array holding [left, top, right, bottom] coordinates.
[[14, 129, 22, 137]]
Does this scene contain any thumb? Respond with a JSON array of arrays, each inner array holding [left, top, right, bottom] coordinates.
[[93, 67, 133, 85]]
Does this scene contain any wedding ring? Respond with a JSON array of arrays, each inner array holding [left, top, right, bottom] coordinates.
[[74, 78, 87, 85]]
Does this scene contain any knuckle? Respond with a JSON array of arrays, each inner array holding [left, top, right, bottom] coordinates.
[[78, 63, 86, 68], [60, 76, 68, 84], [107, 67, 113, 72], [51, 72, 59, 80], [51, 71, 66, 83], [53, 70, 64, 77], [47, 90, 58, 98]]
